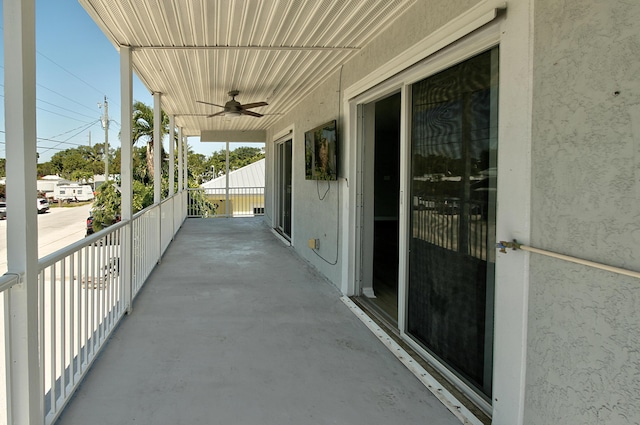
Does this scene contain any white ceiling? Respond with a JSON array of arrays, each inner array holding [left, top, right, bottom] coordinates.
[[79, 0, 416, 136]]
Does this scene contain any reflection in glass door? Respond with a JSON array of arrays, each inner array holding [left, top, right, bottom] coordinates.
[[408, 48, 499, 401], [275, 139, 292, 238]]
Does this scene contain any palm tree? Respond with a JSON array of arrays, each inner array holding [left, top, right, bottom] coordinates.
[[132, 100, 170, 179]]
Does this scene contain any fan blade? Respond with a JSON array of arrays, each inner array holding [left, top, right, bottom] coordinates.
[[240, 109, 263, 118], [240, 101, 268, 110], [197, 100, 225, 108], [207, 111, 227, 118]]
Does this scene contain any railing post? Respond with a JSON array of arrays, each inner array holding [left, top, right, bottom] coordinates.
[[120, 45, 134, 313], [177, 126, 183, 193], [225, 142, 230, 217], [169, 116, 176, 238], [183, 135, 188, 191], [153, 92, 163, 263], [3, 0, 43, 423]]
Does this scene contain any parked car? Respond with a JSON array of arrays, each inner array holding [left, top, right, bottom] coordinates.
[[37, 198, 50, 214], [86, 214, 94, 236], [0, 202, 6, 220]]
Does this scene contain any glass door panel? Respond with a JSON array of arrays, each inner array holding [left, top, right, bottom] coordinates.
[[408, 47, 498, 399], [275, 140, 292, 238]]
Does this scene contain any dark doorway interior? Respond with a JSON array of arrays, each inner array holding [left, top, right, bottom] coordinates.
[[370, 92, 401, 322]]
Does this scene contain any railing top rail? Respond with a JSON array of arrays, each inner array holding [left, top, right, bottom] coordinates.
[[38, 220, 127, 270], [133, 202, 161, 220], [189, 187, 265, 190], [0, 272, 20, 293]]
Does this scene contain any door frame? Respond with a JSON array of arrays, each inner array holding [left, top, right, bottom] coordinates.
[[273, 127, 294, 241], [344, 4, 534, 424], [349, 20, 503, 414]]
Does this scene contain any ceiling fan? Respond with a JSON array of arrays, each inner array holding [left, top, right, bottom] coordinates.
[[197, 90, 268, 118]]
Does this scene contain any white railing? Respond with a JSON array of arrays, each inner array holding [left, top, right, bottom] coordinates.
[[131, 204, 160, 299], [161, 198, 174, 255], [187, 187, 265, 218], [39, 222, 126, 424], [0, 191, 188, 425]]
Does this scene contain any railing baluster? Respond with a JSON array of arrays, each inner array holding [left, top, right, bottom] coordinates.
[[49, 264, 56, 415], [90, 243, 95, 358], [38, 269, 46, 418], [76, 250, 82, 379], [60, 258, 66, 399]]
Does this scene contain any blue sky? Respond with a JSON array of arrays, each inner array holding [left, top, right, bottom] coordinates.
[[0, 1, 226, 164]]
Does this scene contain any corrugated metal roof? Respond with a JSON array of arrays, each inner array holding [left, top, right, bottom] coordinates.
[[201, 158, 265, 188], [79, 0, 416, 136]]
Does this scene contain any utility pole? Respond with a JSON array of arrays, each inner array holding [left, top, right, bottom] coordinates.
[[99, 96, 109, 180]]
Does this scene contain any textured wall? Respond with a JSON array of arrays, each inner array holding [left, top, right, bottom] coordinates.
[[526, 0, 640, 423]]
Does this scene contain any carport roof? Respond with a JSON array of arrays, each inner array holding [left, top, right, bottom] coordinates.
[[79, 0, 416, 137]]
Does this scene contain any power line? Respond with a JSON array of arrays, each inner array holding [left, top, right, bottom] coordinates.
[[38, 121, 101, 155], [45, 122, 102, 140], [0, 121, 103, 158], [36, 98, 97, 120], [0, 81, 100, 120], [0, 141, 83, 153], [0, 92, 97, 123], [36, 51, 106, 97], [36, 83, 102, 114]]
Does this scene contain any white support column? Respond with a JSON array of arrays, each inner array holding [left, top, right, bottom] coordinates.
[[153, 92, 162, 262], [153, 92, 162, 204], [3, 0, 43, 423], [177, 126, 183, 192], [168, 116, 175, 238], [169, 116, 175, 197], [225, 141, 230, 217], [120, 45, 134, 314], [183, 135, 188, 189]]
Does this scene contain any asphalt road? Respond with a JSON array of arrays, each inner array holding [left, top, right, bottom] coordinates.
[[0, 203, 93, 274]]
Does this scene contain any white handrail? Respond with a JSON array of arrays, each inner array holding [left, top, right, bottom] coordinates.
[[0, 272, 20, 293], [498, 240, 640, 280], [38, 220, 127, 269]]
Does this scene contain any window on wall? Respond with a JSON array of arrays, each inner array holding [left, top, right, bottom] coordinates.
[[408, 47, 499, 401]]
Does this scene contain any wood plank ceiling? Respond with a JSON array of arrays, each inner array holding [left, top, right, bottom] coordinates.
[[79, 0, 415, 136]]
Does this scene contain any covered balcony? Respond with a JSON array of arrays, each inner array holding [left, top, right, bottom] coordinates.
[[3, 1, 640, 425], [49, 217, 462, 425], [2, 1, 488, 424]]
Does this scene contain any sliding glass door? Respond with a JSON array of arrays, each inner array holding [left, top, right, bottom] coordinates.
[[275, 139, 292, 238], [407, 47, 499, 400]]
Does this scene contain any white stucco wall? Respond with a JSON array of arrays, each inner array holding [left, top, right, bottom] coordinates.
[[525, 0, 640, 423], [265, 1, 536, 424], [265, 0, 483, 286]]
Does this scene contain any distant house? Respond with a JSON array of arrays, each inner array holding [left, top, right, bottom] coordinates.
[[201, 158, 265, 189], [200, 159, 265, 217], [37, 175, 72, 194]]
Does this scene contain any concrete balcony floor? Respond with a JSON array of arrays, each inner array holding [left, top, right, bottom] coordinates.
[[56, 217, 459, 425]]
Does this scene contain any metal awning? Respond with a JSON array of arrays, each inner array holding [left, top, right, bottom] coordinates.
[[79, 0, 416, 136]]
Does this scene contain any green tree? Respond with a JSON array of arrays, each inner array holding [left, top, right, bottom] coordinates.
[[91, 179, 155, 231], [187, 152, 210, 185], [37, 161, 57, 177], [48, 145, 107, 180], [132, 100, 170, 180], [201, 146, 264, 183]]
